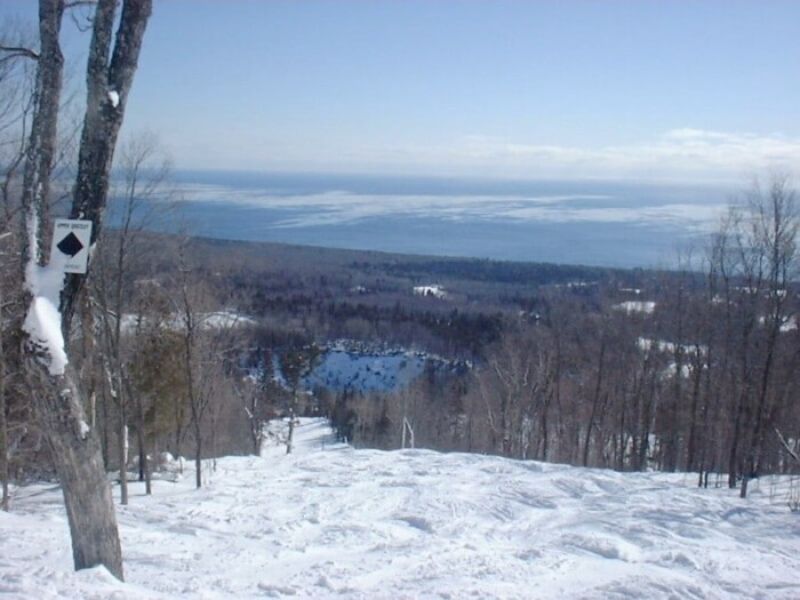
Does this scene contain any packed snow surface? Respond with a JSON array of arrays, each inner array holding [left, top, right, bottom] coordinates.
[[2, 419, 799, 599]]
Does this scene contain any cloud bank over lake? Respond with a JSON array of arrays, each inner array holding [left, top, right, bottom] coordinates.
[[141, 172, 733, 268]]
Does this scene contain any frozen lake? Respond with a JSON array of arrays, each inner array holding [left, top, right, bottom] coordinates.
[[134, 171, 733, 268]]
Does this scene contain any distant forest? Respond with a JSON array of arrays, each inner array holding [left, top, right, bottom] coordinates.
[[2, 177, 798, 504]]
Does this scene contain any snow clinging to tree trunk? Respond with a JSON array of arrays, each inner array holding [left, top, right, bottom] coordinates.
[[22, 216, 69, 376]]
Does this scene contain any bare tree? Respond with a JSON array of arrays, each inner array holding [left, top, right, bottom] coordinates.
[[738, 176, 798, 497], [176, 248, 206, 489], [279, 342, 321, 454], [90, 132, 170, 503], [128, 287, 181, 489], [231, 348, 278, 455], [0, 229, 12, 511], [173, 247, 241, 488], [12, 0, 152, 579]]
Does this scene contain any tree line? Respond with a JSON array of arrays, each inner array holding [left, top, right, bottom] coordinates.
[[333, 180, 799, 499]]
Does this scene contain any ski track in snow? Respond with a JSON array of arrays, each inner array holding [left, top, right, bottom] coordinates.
[[1, 418, 799, 599]]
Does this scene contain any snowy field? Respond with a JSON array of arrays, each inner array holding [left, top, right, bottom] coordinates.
[[1, 419, 798, 599]]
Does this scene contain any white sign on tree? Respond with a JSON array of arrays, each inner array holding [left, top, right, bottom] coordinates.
[[50, 218, 92, 274]]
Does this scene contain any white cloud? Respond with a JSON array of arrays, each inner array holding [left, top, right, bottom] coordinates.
[[174, 126, 800, 183], [171, 127, 792, 230], [424, 129, 800, 181]]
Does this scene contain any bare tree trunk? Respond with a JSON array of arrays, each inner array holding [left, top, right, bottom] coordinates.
[[18, 0, 123, 579], [173, 395, 184, 467], [685, 353, 704, 471], [0, 323, 8, 512], [583, 337, 606, 467], [137, 426, 144, 481], [286, 389, 296, 455], [133, 392, 151, 494], [101, 385, 110, 467], [211, 410, 218, 473], [19, 3, 62, 269], [118, 415, 128, 505], [402, 417, 415, 449], [728, 390, 746, 489], [250, 396, 263, 456], [15, 0, 151, 580], [697, 345, 715, 487], [194, 423, 202, 489], [638, 403, 652, 470], [29, 364, 124, 578], [184, 330, 202, 488], [540, 392, 550, 462], [741, 326, 779, 497], [0, 263, 9, 511], [180, 278, 203, 488]]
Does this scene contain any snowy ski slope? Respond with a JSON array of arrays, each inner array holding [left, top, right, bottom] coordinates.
[[1, 418, 798, 599]]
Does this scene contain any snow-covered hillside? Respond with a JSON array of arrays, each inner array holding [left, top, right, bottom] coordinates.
[[1, 419, 798, 599], [305, 346, 430, 392], [300, 341, 463, 393]]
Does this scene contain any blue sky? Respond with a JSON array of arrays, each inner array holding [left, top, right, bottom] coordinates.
[[2, 0, 800, 181]]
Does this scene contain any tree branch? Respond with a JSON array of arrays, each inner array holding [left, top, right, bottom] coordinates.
[[0, 46, 39, 62], [66, 1, 98, 33], [775, 428, 800, 464]]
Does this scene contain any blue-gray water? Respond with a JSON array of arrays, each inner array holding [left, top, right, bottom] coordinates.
[[134, 171, 733, 269]]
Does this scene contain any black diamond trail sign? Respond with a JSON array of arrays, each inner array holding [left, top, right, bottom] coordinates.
[[56, 232, 84, 257], [50, 218, 92, 274]]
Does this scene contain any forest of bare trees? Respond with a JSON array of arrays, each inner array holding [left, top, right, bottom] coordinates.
[[334, 180, 798, 499]]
